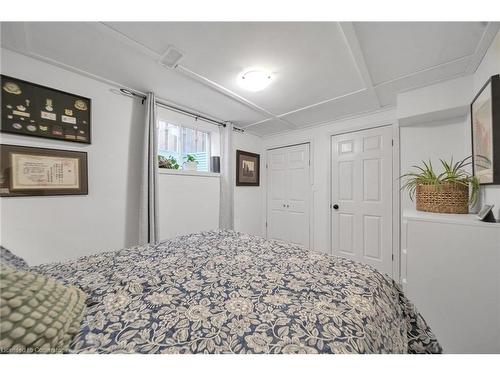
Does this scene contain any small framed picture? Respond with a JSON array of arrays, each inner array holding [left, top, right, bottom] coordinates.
[[236, 150, 260, 186], [0, 144, 88, 197], [471, 74, 500, 185]]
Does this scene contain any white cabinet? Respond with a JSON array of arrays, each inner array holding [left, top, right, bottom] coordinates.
[[402, 210, 500, 353]]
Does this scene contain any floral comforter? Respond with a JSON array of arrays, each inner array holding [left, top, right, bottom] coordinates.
[[31, 230, 441, 354]]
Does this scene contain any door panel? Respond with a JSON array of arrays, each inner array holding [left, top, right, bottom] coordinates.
[[288, 212, 308, 247], [267, 144, 310, 248], [331, 126, 393, 276], [338, 161, 354, 201], [288, 168, 308, 200], [363, 215, 382, 259], [338, 213, 354, 254], [363, 159, 381, 202], [268, 210, 288, 242]]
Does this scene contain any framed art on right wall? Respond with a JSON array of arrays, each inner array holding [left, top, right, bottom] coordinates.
[[236, 150, 260, 186], [471, 74, 500, 185]]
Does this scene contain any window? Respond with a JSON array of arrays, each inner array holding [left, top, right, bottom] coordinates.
[[157, 121, 211, 172]]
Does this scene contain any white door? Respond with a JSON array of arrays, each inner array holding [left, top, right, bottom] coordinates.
[[331, 126, 393, 276], [267, 143, 311, 248]]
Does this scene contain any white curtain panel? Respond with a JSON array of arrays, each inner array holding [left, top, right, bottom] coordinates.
[[219, 122, 234, 229], [139, 92, 159, 244]]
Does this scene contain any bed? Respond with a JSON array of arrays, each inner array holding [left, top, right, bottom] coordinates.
[[25, 230, 441, 354]]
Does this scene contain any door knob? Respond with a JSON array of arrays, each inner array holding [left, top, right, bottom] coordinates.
[[332, 204, 339, 210]]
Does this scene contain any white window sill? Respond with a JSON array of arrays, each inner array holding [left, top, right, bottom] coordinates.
[[158, 168, 220, 178]]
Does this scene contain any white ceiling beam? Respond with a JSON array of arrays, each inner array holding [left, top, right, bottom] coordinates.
[[46, 21, 387, 131], [99, 22, 286, 128], [244, 117, 274, 128], [465, 22, 500, 74], [11, 21, 495, 134], [98, 22, 297, 130], [13, 24, 228, 126], [175, 65, 297, 129], [244, 22, 383, 129], [373, 54, 472, 88], [275, 88, 367, 118], [97, 22, 161, 60], [175, 66, 273, 117], [338, 22, 382, 108]]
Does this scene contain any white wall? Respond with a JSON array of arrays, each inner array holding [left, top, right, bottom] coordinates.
[[234, 132, 264, 236], [397, 77, 474, 213], [397, 76, 473, 122], [397, 29, 500, 217], [158, 171, 220, 240], [400, 117, 471, 210], [262, 109, 397, 254], [0, 49, 266, 265], [0, 49, 144, 265], [3, 29, 497, 266], [156, 106, 265, 237]]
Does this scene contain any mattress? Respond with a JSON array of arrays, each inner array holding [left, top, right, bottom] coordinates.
[[31, 230, 441, 353]]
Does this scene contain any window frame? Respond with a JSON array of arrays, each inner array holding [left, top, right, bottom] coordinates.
[[157, 120, 212, 172]]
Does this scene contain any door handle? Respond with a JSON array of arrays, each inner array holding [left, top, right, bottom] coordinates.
[[332, 204, 339, 210]]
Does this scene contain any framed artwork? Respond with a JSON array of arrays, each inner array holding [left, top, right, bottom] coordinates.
[[0, 144, 88, 197], [1, 75, 91, 144], [236, 150, 260, 186], [471, 74, 500, 185]]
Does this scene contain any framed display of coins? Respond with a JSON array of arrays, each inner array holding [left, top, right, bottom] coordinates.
[[1, 75, 91, 144]]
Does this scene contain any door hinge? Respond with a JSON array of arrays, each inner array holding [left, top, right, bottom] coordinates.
[[391, 139, 394, 146], [265, 221, 268, 228], [392, 254, 394, 261], [266, 164, 268, 169]]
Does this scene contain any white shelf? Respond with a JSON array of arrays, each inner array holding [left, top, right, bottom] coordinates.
[[398, 106, 468, 127], [158, 169, 220, 178], [403, 209, 500, 228]]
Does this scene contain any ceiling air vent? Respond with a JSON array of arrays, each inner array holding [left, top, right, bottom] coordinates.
[[159, 46, 184, 69]]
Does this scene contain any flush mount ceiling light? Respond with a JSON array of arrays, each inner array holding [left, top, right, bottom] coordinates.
[[238, 70, 273, 92]]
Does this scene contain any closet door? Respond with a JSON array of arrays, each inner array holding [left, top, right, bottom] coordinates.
[[267, 144, 310, 247], [267, 147, 289, 242]]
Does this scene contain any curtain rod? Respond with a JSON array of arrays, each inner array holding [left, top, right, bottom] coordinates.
[[119, 88, 228, 128]]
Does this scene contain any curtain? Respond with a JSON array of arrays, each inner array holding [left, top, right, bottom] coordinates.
[[219, 122, 234, 230], [139, 92, 159, 244]]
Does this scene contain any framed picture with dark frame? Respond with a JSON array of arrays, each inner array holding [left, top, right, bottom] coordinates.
[[0, 144, 88, 197], [236, 150, 260, 186], [1, 75, 91, 144], [471, 74, 500, 185]]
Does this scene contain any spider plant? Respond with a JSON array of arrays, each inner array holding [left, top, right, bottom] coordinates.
[[158, 155, 179, 169], [184, 154, 198, 163], [401, 156, 479, 205]]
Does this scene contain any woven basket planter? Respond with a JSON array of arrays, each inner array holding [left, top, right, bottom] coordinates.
[[415, 182, 469, 214]]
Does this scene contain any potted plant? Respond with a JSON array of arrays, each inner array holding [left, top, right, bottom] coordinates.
[[183, 154, 198, 171], [158, 155, 179, 170], [401, 156, 479, 214]]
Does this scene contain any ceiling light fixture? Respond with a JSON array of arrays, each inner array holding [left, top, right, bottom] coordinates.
[[238, 70, 273, 92]]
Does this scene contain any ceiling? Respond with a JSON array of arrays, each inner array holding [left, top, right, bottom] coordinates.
[[1, 22, 499, 136]]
